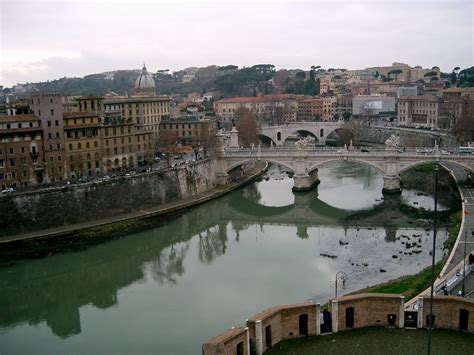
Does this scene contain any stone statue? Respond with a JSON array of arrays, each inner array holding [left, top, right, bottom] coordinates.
[[385, 134, 401, 150], [295, 136, 316, 150]]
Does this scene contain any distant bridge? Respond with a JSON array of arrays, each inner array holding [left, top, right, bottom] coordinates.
[[258, 121, 344, 146]]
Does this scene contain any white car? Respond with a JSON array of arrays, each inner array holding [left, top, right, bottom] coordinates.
[[1, 187, 14, 194]]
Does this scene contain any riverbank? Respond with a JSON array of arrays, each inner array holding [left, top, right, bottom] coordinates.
[[0, 163, 268, 249]]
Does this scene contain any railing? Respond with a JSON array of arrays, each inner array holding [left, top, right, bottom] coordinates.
[[221, 147, 474, 158]]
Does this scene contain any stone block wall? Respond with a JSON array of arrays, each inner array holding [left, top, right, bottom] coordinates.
[[0, 159, 217, 237], [420, 296, 474, 331]]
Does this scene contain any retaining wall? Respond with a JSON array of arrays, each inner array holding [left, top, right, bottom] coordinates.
[[0, 159, 217, 237]]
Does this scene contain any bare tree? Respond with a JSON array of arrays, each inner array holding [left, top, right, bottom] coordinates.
[[235, 107, 259, 147], [160, 130, 179, 167]]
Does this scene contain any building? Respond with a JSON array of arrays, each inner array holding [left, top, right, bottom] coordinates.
[[159, 116, 218, 148], [102, 65, 171, 150], [397, 95, 443, 128], [214, 94, 302, 124], [397, 86, 418, 98], [63, 99, 102, 178], [0, 115, 45, 189], [30, 92, 67, 181], [64, 96, 155, 177], [352, 95, 396, 116], [297, 98, 324, 121], [336, 95, 353, 117], [365, 63, 440, 82]]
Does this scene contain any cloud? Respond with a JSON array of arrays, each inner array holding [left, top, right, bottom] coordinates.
[[1, 0, 472, 87]]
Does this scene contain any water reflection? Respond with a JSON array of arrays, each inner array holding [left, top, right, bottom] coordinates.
[[0, 161, 457, 355]]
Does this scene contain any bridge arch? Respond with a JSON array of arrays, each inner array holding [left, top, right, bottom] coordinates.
[[307, 157, 386, 175], [226, 159, 295, 174], [258, 133, 277, 146]]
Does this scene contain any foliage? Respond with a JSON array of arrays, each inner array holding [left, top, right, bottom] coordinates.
[[342, 111, 351, 120]]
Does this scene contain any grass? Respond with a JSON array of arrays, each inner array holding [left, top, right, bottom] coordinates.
[[266, 327, 474, 355], [356, 262, 444, 300]]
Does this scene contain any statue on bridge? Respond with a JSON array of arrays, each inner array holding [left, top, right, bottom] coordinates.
[[385, 134, 401, 151], [295, 136, 316, 150]]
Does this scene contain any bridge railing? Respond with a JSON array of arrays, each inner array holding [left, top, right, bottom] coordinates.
[[220, 147, 474, 158]]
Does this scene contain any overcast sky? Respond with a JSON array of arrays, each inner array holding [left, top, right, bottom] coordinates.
[[1, 0, 472, 87]]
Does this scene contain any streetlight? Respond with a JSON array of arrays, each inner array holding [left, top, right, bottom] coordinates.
[[427, 163, 439, 355], [335, 271, 347, 298]]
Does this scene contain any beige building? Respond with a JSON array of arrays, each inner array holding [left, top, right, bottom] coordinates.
[[366, 63, 440, 82], [214, 94, 302, 124], [397, 95, 443, 128], [103, 64, 171, 150]]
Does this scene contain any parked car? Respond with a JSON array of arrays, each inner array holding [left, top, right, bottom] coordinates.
[[1, 187, 15, 194], [360, 148, 370, 153]]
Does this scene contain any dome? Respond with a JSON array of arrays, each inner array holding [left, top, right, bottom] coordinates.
[[135, 64, 155, 89]]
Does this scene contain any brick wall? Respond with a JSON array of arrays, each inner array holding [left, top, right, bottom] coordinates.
[[202, 327, 248, 355], [202, 294, 474, 355], [420, 296, 474, 331], [331, 293, 404, 332]]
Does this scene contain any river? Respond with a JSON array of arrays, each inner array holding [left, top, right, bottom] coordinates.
[[0, 161, 451, 354]]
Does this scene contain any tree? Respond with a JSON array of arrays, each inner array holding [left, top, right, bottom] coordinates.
[[333, 113, 339, 120], [342, 111, 352, 120], [235, 107, 259, 147], [160, 130, 179, 167], [338, 122, 360, 145], [424, 71, 438, 77], [387, 69, 403, 81]]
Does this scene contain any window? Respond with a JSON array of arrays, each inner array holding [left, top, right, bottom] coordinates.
[[56, 132, 60, 138], [69, 144, 73, 150], [49, 144, 53, 151], [50, 98, 53, 104], [50, 109, 54, 116], [55, 120, 59, 126], [21, 147, 25, 154], [57, 155, 62, 161], [50, 156, 54, 162], [48, 133, 52, 139], [78, 143, 82, 149], [38, 110, 41, 116], [0, 160, 4, 168], [9, 148, 14, 155], [6, 124, 10, 129], [94, 141, 98, 147], [9, 158, 16, 166], [86, 142, 90, 148], [48, 121, 51, 127], [29, 122, 33, 128]]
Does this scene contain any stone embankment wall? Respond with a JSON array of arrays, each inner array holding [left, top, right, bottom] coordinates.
[[0, 159, 218, 237], [359, 126, 459, 148], [202, 294, 474, 355]]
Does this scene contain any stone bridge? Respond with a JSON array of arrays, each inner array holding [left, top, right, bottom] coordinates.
[[216, 129, 474, 193], [258, 121, 344, 146]]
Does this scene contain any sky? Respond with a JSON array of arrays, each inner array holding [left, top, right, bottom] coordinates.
[[0, 0, 472, 87]]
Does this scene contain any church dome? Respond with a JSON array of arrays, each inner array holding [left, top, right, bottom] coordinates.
[[135, 64, 155, 89]]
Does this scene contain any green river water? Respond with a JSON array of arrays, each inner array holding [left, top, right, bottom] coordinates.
[[0, 161, 451, 354]]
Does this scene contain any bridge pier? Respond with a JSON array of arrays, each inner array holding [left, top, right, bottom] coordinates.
[[382, 174, 401, 194], [216, 172, 229, 185], [292, 170, 319, 192]]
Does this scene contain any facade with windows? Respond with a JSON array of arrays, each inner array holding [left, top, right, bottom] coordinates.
[[0, 115, 44, 189], [159, 116, 218, 147], [397, 95, 442, 128], [30, 92, 66, 182]]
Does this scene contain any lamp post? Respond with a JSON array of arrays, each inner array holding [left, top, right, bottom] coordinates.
[[335, 271, 347, 298], [427, 164, 438, 355]]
